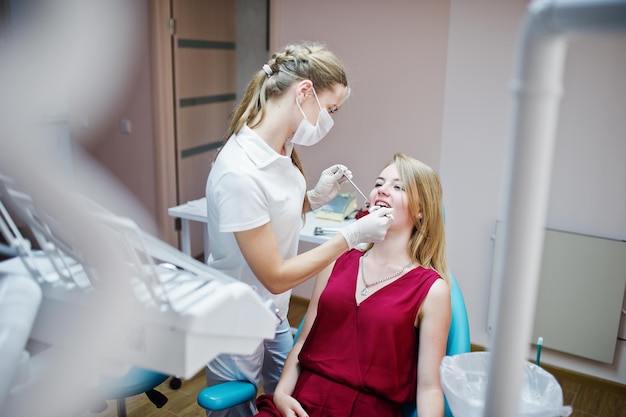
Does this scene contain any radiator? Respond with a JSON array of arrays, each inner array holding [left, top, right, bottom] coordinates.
[[488, 221, 626, 363]]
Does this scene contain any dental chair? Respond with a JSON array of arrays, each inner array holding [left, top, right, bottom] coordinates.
[[1, 190, 170, 417], [197, 273, 470, 417], [92, 367, 169, 417]]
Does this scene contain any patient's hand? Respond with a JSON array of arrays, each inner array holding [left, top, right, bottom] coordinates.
[[273, 391, 308, 417]]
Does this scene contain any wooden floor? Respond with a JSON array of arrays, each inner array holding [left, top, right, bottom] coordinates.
[[552, 370, 626, 417], [86, 296, 626, 417], [89, 372, 207, 417], [6, 227, 623, 416]]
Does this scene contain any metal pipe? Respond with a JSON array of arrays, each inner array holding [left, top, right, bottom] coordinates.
[[485, 1, 626, 416]]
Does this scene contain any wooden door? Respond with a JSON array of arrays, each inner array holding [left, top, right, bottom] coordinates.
[[151, 0, 236, 258]]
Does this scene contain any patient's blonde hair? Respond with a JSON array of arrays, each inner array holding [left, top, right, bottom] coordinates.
[[391, 153, 450, 285]]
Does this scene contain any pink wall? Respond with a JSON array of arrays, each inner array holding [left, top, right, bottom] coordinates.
[[82, 0, 158, 227], [271, 0, 450, 192], [271, 0, 450, 299]]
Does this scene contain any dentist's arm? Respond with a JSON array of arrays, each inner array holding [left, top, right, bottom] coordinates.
[[234, 206, 393, 294]]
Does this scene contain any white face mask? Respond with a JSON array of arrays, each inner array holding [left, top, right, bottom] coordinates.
[[290, 87, 334, 146]]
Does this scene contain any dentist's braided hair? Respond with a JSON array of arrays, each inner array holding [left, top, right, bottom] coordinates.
[[226, 42, 348, 140], [221, 42, 349, 185]]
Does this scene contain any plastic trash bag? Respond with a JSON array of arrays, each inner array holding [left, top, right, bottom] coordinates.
[[440, 351, 573, 417]]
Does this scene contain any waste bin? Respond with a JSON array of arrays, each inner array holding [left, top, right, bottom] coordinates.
[[440, 351, 573, 417]]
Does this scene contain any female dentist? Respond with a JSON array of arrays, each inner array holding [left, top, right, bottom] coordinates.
[[204, 42, 393, 416]]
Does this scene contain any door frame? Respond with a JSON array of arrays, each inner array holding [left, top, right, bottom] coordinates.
[[149, 0, 178, 246], [149, 0, 275, 247]]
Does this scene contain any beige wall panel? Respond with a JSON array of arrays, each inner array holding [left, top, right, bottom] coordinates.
[[173, 0, 235, 41], [176, 49, 236, 98], [177, 102, 234, 150]]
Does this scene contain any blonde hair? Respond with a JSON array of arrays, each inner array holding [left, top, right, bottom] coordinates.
[[381, 153, 450, 285], [220, 42, 349, 204], [227, 42, 348, 139]]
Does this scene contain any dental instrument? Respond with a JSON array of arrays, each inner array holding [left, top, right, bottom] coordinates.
[[313, 226, 340, 236], [343, 174, 369, 206]]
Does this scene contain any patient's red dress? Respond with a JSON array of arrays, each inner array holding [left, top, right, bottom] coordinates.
[[255, 249, 441, 417]]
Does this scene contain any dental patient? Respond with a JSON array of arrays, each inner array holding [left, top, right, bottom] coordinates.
[[254, 153, 452, 417]]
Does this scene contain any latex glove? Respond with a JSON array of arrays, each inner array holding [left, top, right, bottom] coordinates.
[[339, 206, 394, 249], [307, 164, 352, 211]]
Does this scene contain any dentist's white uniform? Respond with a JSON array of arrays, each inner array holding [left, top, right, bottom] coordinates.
[[204, 125, 303, 417]]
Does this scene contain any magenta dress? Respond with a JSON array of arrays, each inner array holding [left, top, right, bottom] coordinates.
[[255, 249, 441, 417]]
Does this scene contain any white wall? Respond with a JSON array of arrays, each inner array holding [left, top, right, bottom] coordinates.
[[440, 0, 626, 384], [276, 0, 626, 383], [540, 34, 626, 382]]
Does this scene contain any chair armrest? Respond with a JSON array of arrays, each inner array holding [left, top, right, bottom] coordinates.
[[197, 381, 257, 411]]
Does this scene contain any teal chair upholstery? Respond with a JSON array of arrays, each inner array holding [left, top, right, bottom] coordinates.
[[93, 366, 169, 417], [197, 274, 470, 416]]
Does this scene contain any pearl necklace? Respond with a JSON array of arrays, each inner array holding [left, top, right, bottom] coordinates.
[[359, 251, 413, 296]]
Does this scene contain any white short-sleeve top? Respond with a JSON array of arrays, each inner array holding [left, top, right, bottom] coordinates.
[[205, 125, 306, 321]]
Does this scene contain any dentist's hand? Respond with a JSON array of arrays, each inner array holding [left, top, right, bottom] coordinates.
[[339, 206, 394, 249], [307, 164, 351, 210]]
